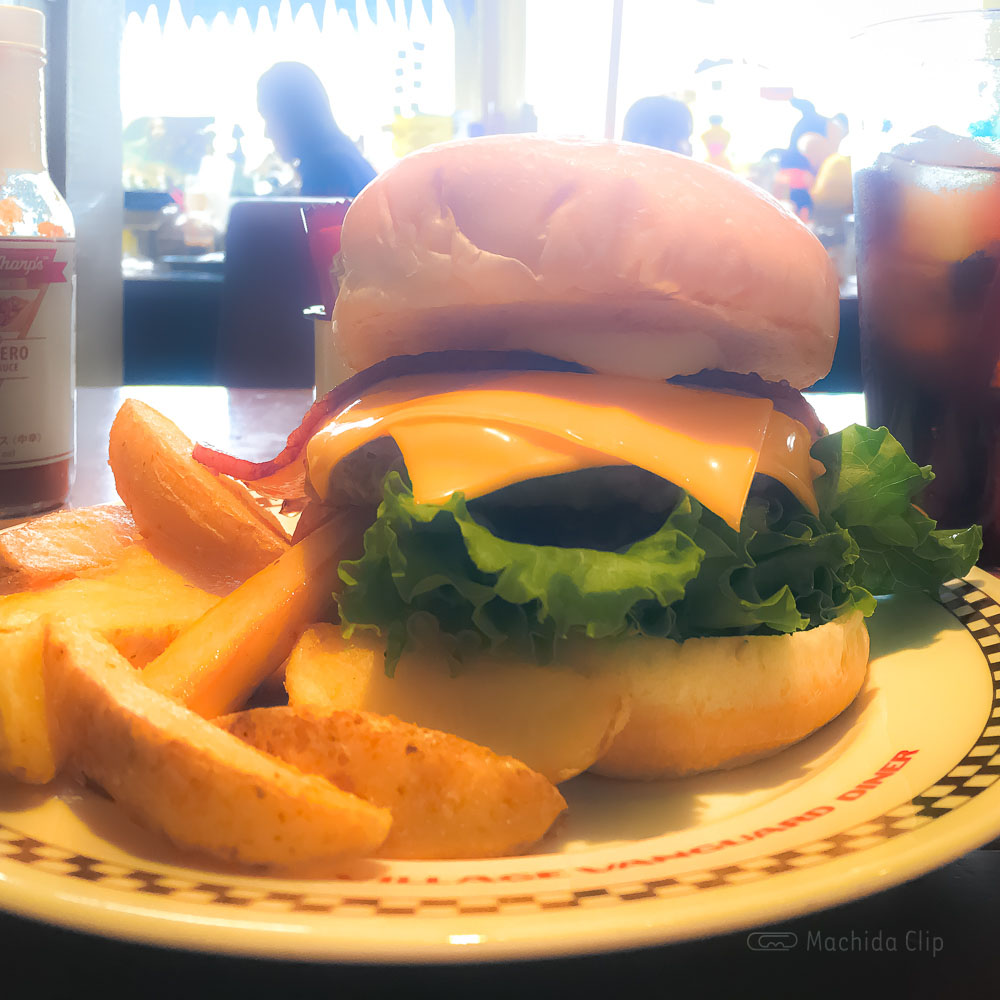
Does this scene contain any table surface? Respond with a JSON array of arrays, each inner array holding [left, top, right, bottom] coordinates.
[[3, 386, 999, 998]]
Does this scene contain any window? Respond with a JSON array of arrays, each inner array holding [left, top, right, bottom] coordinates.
[[121, 0, 457, 249]]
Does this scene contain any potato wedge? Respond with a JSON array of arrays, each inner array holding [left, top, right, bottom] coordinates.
[[142, 511, 365, 718], [108, 399, 289, 587], [0, 545, 218, 667], [284, 625, 631, 784], [0, 549, 217, 784], [0, 504, 142, 593], [211, 470, 292, 542], [220, 707, 567, 859], [0, 621, 63, 783], [44, 624, 391, 868]]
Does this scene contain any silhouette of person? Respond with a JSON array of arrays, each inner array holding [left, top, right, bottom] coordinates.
[[257, 62, 376, 198], [701, 114, 732, 170], [777, 145, 815, 220], [622, 96, 693, 156], [788, 97, 829, 150], [771, 100, 839, 222]]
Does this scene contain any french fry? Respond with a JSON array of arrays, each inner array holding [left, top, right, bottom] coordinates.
[[43, 624, 391, 868], [108, 399, 289, 587], [0, 621, 63, 783], [0, 503, 142, 593], [142, 511, 364, 719], [221, 707, 567, 859], [284, 625, 631, 784]]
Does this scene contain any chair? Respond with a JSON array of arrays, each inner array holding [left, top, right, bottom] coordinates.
[[215, 198, 345, 388]]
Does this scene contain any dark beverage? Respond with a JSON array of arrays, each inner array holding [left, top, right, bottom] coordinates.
[[856, 142, 1000, 564]]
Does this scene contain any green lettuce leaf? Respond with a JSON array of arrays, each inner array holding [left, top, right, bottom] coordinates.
[[338, 474, 706, 671], [812, 424, 983, 594], [336, 424, 981, 672], [670, 496, 872, 637]]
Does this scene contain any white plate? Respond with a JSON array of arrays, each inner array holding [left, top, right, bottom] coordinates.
[[2, 570, 999, 963]]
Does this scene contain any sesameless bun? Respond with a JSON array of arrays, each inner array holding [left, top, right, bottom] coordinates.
[[285, 613, 869, 782], [332, 135, 841, 389], [591, 610, 870, 779]]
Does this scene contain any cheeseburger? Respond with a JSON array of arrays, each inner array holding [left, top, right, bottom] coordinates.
[[202, 136, 980, 781]]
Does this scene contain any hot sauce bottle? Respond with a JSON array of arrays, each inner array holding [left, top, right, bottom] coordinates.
[[0, 5, 75, 516]]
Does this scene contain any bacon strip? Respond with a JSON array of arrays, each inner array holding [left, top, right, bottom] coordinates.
[[192, 391, 334, 497], [193, 351, 589, 497]]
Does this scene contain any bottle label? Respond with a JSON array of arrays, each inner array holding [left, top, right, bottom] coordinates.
[[0, 238, 75, 469]]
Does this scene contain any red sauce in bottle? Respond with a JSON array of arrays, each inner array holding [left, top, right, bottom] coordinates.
[[0, 461, 70, 516], [0, 7, 76, 516]]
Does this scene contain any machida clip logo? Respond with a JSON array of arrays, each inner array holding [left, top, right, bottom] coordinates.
[[746, 931, 798, 951]]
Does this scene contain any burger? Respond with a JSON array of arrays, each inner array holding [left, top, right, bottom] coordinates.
[[201, 136, 980, 782]]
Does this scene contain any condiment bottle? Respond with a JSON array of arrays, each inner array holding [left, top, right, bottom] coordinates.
[[0, 4, 75, 516]]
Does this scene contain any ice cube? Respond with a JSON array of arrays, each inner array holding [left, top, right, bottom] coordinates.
[[893, 126, 1000, 170]]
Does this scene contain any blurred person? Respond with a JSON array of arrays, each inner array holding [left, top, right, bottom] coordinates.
[[253, 149, 298, 196], [257, 62, 376, 198], [769, 102, 843, 223], [788, 97, 829, 150], [811, 114, 853, 224], [798, 113, 848, 173], [622, 96, 693, 156], [775, 146, 816, 221], [747, 146, 785, 196], [700, 114, 732, 170]]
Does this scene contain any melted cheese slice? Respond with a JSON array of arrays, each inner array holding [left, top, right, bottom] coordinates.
[[306, 372, 823, 530]]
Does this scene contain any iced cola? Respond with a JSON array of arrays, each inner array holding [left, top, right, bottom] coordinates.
[[855, 130, 1000, 563]]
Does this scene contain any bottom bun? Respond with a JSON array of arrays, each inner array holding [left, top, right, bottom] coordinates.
[[590, 611, 870, 779], [283, 613, 869, 784]]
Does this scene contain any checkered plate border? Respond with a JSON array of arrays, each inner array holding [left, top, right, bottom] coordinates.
[[1, 579, 999, 919]]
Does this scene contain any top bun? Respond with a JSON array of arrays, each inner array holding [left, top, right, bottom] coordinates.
[[332, 136, 840, 388]]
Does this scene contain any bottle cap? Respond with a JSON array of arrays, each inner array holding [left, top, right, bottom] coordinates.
[[0, 4, 44, 52]]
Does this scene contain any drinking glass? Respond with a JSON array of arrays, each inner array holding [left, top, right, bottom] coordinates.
[[854, 10, 1000, 563]]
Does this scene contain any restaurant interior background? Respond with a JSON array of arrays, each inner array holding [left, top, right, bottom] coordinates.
[[13, 0, 982, 389]]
